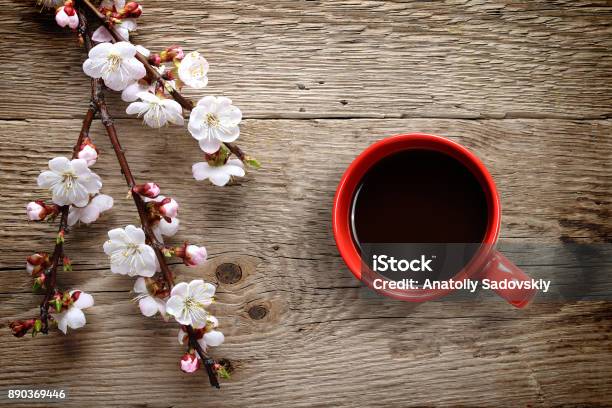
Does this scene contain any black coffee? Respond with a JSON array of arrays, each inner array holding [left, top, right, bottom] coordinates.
[[350, 149, 488, 248]]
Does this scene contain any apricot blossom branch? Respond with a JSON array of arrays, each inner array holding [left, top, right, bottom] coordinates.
[[78, 2, 227, 388], [11, 72, 102, 338], [12, 0, 235, 388]]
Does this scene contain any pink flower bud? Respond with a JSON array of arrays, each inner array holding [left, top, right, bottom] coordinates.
[[185, 245, 207, 266], [133, 182, 161, 198], [158, 197, 178, 219], [56, 5, 79, 29], [173, 244, 207, 266], [26, 201, 45, 220], [78, 145, 98, 166], [180, 351, 201, 373], [26, 200, 59, 221]]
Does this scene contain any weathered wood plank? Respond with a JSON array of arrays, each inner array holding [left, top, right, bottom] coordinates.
[[0, 117, 610, 406], [1, 293, 611, 407], [0, 0, 611, 119], [0, 118, 610, 289]]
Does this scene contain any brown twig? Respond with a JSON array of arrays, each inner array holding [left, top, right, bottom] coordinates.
[[80, 0, 247, 163], [76, 5, 220, 387]]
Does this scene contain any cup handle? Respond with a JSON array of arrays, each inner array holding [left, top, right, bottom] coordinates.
[[481, 251, 537, 308]]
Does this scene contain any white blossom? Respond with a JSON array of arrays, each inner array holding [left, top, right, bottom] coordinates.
[[37, 157, 102, 207], [133, 277, 167, 318], [103, 225, 157, 277], [188, 96, 242, 153], [177, 51, 209, 89], [177, 315, 224, 350], [68, 194, 114, 226], [54, 290, 94, 334], [192, 158, 244, 187], [83, 42, 146, 91], [126, 92, 184, 128], [165, 280, 215, 328]]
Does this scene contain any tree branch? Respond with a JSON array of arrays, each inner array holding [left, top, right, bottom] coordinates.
[[77, 5, 220, 387]]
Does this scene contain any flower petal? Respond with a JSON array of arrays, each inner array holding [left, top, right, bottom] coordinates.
[[114, 41, 137, 58], [67, 207, 81, 226], [92, 194, 114, 212], [83, 58, 107, 79], [88, 42, 114, 59], [138, 296, 160, 317], [65, 307, 86, 330], [203, 330, 224, 347], [78, 203, 100, 224], [92, 26, 113, 43], [126, 101, 149, 116], [108, 227, 129, 243], [171, 281, 189, 298], [133, 277, 147, 294], [124, 225, 146, 244], [37, 170, 61, 189], [48, 156, 70, 173], [72, 291, 94, 309], [56, 311, 68, 334], [192, 162, 212, 181], [122, 57, 146, 80], [198, 137, 221, 154], [158, 217, 180, 237], [177, 328, 187, 345], [209, 171, 231, 187]]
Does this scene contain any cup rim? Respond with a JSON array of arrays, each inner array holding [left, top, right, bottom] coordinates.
[[332, 133, 501, 301]]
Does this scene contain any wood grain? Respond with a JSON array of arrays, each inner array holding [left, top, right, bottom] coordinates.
[[0, 0, 611, 120], [1, 0, 611, 406], [1, 118, 610, 407]]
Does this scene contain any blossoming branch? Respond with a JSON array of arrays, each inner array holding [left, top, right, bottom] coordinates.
[[10, 0, 255, 387]]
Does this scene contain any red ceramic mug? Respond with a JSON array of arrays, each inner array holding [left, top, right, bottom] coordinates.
[[332, 133, 536, 308]]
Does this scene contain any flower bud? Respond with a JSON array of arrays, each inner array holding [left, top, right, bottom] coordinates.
[[122, 1, 142, 17], [160, 45, 184, 62], [132, 182, 161, 198], [180, 351, 201, 373], [27, 253, 51, 275], [26, 201, 44, 220], [9, 319, 36, 337], [173, 243, 207, 266], [186, 245, 207, 266], [56, 3, 79, 29], [149, 53, 162, 66], [158, 197, 178, 219], [26, 200, 59, 221], [78, 139, 98, 166]]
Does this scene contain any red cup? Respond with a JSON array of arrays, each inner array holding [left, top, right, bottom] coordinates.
[[332, 133, 536, 308]]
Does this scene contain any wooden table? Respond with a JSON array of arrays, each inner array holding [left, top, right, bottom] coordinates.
[[1, 1, 610, 406]]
